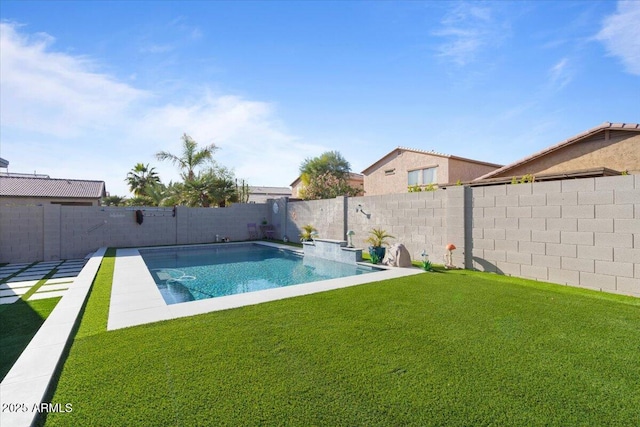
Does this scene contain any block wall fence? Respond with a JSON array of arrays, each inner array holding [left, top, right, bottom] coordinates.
[[286, 174, 640, 297], [1, 175, 638, 297], [0, 204, 272, 263]]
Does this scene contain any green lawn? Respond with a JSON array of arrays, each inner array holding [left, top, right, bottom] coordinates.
[[1, 297, 61, 381], [42, 250, 640, 426]]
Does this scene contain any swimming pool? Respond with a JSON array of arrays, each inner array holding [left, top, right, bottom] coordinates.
[[139, 243, 377, 304], [109, 243, 424, 330]]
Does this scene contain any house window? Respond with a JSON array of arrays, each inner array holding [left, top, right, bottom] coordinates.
[[422, 167, 437, 184], [407, 170, 420, 186], [408, 167, 438, 186]]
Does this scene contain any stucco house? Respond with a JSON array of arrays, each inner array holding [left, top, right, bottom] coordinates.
[[0, 173, 107, 206], [361, 147, 501, 196], [472, 122, 640, 184], [290, 172, 364, 199]]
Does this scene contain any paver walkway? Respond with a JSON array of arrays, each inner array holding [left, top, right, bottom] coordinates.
[[0, 259, 88, 304]]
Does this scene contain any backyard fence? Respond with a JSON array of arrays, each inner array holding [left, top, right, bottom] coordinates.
[[1, 174, 638, 297]]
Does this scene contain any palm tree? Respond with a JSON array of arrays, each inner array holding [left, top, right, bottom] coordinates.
[[125, 163, 160, 196], [102, 195, 126, 206], [155, 133, 218, 182], [145, 183, 169, 207]]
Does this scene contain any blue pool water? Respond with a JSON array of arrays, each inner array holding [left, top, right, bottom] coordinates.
[[139, 244, 376, 305]]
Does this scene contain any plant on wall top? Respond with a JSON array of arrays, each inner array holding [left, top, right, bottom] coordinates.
[[300, 224, 318, 242], [511, 174, 536, 184]]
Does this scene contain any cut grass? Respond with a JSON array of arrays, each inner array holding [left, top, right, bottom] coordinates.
[[0, 261, 88, 380], [74, 248, 116, 339], [44, 253, 640, 426], [0, 297, 61, 381]]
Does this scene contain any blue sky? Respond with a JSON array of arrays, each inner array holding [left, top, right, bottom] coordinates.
[[1, 1, 638, 197]]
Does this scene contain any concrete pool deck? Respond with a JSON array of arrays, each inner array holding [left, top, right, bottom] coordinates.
[[108, 241, 424, 330]]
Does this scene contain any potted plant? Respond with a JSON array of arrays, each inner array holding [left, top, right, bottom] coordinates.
[[300, 224, 318, 242], [365, 228, 394, 264]]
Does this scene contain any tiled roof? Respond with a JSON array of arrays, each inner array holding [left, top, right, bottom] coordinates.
[[249, 186, 292, 195], [290, 172, 364, 187], [474, 122, 640, 181], [0, 175, 106, 199]]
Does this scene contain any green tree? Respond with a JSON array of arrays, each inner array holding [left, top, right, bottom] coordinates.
[[125, 163, 160, 197], [162, 181, 188, 206], [125, 195, 155, 207], [145, 183, 171, 206], [299, 150, 350, 179], [177, 167, 241, 208], [156, 133, 218, 181], [298, 151, 360, 200], [302, 172, 361, 200], [102, 195, 126, 206]]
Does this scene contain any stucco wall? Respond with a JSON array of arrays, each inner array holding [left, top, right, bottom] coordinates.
[[364, 151, 451, 196], [493, 131, 640, 178], [448, 157, 501, 183], [364, 150, 499, 196]]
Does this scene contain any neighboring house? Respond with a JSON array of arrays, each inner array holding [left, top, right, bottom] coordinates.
[[361, 147, 501, 196], [0, 173, 107, 206], [290, 173, 364, 199], [247, 186, 291, 204], [473, 122, 640, 184]]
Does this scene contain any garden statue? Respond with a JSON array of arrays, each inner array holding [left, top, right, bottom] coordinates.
[[444, 243, 456, 269]]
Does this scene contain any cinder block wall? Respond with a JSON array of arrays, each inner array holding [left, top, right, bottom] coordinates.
[[180, 204, 272, 244], [0, 204, 269, 263], [58, 206, 180, 259], [286, 198, 346, 243], [0, 206, 44, 262], [286, 190, 464, 268], [471, 175, 639, 296], [345, 191, 454, 266], [2, 175, 638, 297]]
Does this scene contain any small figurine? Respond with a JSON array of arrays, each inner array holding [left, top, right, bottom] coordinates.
[[444, 243, 456, 269]]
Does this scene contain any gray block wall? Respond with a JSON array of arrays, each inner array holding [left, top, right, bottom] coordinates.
[[2, 175, 638, 297], [471, 175, 639, 296], [1, 204, 269, 263], [0, 206, 44, 262], [286, 191, 458, 268], [286, 197, 346, 243]]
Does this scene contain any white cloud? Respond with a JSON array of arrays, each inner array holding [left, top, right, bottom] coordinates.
[[433, 2, 508, 67], [134, 93, 324, 190], [0, 22, 322, 196], [548, 57, 573, 90], [0, 22, 149, 138], [596, 0, 640, 75]]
